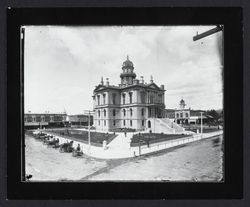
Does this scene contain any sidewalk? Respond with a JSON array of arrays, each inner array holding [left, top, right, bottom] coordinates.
[[42, 130, 223, 159]]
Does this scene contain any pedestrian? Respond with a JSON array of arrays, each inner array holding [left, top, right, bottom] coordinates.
[[124, 131, 127, 137], [76, 144, 81, 151]]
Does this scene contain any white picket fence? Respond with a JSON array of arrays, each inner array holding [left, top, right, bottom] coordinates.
[[130, 130, 223, 157]]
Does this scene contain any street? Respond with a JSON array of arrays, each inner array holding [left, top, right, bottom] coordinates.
[[25, 134, 223, 181]]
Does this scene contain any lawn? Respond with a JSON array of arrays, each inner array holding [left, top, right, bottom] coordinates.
[[131, 133, 190, 147], [44, 129, 117, 146]]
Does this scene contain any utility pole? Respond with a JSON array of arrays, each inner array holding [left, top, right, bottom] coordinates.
[[79, 116, 81, 127], [200, 112, 203, 135], [88, 113, 90, 145], [84, 110, 94, 151]]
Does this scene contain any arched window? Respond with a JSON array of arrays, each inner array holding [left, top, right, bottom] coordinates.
[[104, 120, 106, 126], [148, 120, 151, 128], [98, 120, 100, 126], [98, 110, 100, 117], [123, 109, 126, 117], [122, 94, 126, 104], [123, 120, 126, 126], [130, 120, 132, 127], [103, 94, 106, 105], [112, 94, 116, 105], [150, 94, 154, 103], [176, 113, 179, 118], [158, 94, 162, 103], [97, 95, 100, 105], [186, 113, 189, 118], [104, 109, 106, 117], [141, 108, 144, 116], [130, 108, 133, 116], [142, 120, 144, 126], [140, 92, 145, 103], [113, 109, 116, 116], [113, 120, 116, 126], [129, 92, 133, 104]]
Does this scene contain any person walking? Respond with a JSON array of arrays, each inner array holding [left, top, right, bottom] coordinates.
[[76, 144, 81, 151]]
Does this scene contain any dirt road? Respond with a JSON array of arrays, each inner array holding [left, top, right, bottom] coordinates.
[[25, 134, 223, 181]]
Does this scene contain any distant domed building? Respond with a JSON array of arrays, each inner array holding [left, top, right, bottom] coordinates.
[[165, 99, 210, 125], [180, 99, 186, 110], [92, 56, 166, 131]]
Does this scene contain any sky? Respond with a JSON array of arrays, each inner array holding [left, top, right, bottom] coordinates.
[[24, 26, 223, 115]]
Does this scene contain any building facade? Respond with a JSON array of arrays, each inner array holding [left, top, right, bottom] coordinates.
[[165, 99, 208, 125], [93, 56, 165, 131], [24, 113, 67, 129], [67, 114, 93, 127], [24, 113, 94, 129]]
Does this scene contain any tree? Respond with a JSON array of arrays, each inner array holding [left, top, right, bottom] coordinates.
[[206, 109, 220, 124]]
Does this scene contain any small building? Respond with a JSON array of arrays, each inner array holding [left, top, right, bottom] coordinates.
[[67, 114, 93, 127], [24, 113, 67, 129], [165, 99, 209, 125]]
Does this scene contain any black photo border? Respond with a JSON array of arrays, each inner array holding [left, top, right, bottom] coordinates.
[[7, 7, 243, 199]]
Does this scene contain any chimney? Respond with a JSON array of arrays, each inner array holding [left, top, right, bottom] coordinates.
[[150, 75, 154, 83], [133, 79, 139, 85], [100, 76, 104, 85], [106, 78, 109, 86], [140, 76, 144, 84]]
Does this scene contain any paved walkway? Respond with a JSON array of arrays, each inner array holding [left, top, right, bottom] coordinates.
[[41, 129, 223, 159]]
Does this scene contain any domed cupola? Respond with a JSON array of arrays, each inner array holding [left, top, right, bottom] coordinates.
[[120, 55, 136, 85], [180, 99, 186, 109], [122, 55, 134, 69]]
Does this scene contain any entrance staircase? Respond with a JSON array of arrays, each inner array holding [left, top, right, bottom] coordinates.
[[147, 118, 185, 134], [160, 118, 185, 133]]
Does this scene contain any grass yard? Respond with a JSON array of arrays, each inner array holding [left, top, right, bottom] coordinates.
[[131, 133, 190, 147], [45, 129, 117, 146]]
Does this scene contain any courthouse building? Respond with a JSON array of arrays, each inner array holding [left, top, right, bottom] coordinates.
[[93, 56, 166, 131]]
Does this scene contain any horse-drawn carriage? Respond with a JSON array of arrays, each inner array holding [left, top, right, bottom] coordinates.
[[52, 139, 60, 148], [72, 144, 84, 157], [43, 135, 54, 144], [72, 149, 84, 157], [59, 141, 74, 153], [34, 132, 48, 140], [44, 136, 60, 148]]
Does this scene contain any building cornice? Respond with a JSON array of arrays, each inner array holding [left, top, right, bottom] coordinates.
[[94, 103, 165, 109]]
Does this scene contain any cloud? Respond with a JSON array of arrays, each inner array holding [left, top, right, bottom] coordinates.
[[24, 26, 223, 114]]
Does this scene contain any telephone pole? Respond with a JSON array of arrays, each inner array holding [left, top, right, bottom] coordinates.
[[84, 110, 94, 151], [200, 112, 203, 135]]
